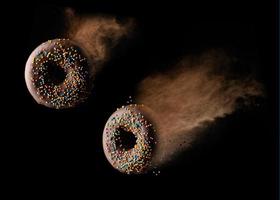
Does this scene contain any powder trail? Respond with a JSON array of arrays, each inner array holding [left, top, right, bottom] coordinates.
[[65, 9, 133, 77], [136, 50, 263, 166]]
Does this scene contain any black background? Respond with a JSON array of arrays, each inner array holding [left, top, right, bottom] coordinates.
[[2, 0, 278, 198]]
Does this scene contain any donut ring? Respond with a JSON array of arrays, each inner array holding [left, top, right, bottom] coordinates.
[[25, 39, 92, 109], [103, 104, 156, 174]]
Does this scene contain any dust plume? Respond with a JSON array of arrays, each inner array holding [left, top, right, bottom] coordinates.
[[136, 50, 263, 167], [64, 8, 133, 76]]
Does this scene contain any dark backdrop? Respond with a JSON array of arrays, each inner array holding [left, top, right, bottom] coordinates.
[[2, 0, 278, 198]]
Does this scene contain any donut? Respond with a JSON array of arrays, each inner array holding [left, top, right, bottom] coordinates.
[[25, 38, 92, 109], [103, 104, 156, 174]]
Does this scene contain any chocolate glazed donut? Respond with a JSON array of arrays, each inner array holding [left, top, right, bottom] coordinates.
[[25, 39, 93, 109], [103, 104, 157, 174]]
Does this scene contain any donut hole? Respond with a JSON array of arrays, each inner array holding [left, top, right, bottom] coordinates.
[[45, 62, 66, 85], [115, 127, 137, 151]]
